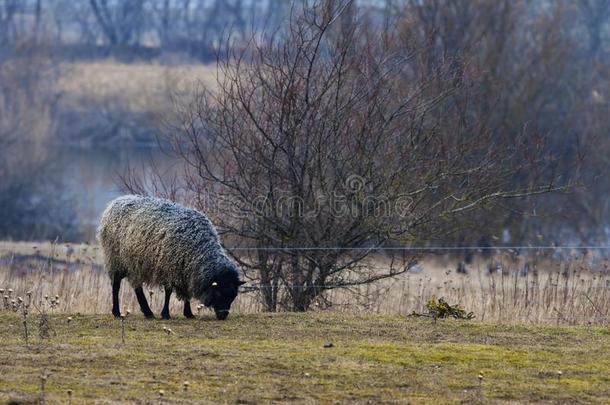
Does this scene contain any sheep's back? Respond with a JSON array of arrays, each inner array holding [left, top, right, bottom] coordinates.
[[98, 195, 221, 291]]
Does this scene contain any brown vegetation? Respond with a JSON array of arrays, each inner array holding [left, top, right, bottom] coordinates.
[[56, 61, 216, 114], [1, 242, 608, 325]]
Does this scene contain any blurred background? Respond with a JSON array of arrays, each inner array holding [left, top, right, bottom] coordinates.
[[0, 0, 609, 246], [1, 0, 609, 320]]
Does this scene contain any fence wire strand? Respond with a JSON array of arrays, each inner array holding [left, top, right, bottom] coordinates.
[[227, 246, 610, 251]]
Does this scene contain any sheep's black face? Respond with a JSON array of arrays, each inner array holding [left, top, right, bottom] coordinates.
[[202, 272, 245, 320]]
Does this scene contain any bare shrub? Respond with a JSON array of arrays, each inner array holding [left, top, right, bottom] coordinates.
[[159, 1, 569, 311]]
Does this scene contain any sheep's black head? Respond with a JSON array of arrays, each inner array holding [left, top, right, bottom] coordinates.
[[201, 267, 245, 320]]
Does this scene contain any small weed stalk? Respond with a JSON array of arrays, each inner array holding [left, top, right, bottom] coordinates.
[[2, 290, 32, 346], [0, 288, 6, 310], [39, 312, 51, 340], [34, 293, 59, 341], [3, 288, 15, 311], [49, 295, 59, 314], [22, 302, 29, 346], [120, 310, 130, 344], [40, 373, 48, 405], [0, 288, 33, 345], [121, 315, 126, 344]]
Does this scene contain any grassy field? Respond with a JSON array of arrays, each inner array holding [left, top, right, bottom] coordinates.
[[0, 312, 609, 404]]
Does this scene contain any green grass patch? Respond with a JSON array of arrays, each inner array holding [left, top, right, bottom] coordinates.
[[0, 312, 608, 404]]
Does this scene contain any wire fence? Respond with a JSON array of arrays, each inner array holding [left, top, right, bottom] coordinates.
[[226, 246, 610, 251]]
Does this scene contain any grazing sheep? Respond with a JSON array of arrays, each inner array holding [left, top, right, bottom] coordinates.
[[98, 195, 244, 320]]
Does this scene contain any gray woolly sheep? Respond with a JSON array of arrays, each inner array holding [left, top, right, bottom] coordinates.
[[98, 195, 244, 320]]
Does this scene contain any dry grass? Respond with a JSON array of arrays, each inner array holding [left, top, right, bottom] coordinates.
[[55, 60, 218, 113], [1, 241, 608, 326], [355, 253, 610, 325]]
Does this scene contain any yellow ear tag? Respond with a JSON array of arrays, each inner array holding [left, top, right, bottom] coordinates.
[[212, 282, 218, 287]]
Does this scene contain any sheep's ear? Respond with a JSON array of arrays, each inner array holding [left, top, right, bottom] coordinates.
[[211, 281, 218, 287], [238, 280, 246, 286]]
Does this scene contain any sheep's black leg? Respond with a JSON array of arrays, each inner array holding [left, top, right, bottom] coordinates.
[[161, 287, 172, 320], [183, 300, 195, 319], [111, 273, 123, 318], [135, 287, 155, 319]]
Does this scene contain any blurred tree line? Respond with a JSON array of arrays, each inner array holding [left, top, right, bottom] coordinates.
[[1, 0, 293, 60]]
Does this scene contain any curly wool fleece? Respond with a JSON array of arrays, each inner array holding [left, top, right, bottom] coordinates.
[[98, 195, 239, 300]]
